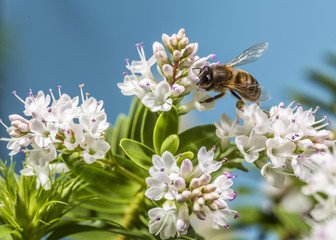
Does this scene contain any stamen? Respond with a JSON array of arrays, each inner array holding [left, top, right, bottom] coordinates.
[[223, 172, 233, 179], [124, 58, 129, 62], [0, 119, 8, 129], [12, 90, 26, 104], [156, 217, 160, 221], [210, 54, 216, 60], [79, 84, 85, 103], [160, 168, 165, 172], [234, 212, 240, 219], [49, 88, 56, 102], [223, 158, 228, 162], [215, 60, 221, 65], [85, 92, 90, 100], [178, 153, 182, 157], [57, 85, 62, 97], [212, 145, 216, 151], [122, 72, 127, 76]]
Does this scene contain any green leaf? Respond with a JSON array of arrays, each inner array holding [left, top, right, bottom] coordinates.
[[176, 151, 194, 166], [61, 153, 135, 195], [141, 108, 157, 149], [129, 100, 146, 142], [120, 139, 156, 170], [153, 106, 179, 153], [111, 114, 129, 156], [274, 206, 310, 236], [0, 225, 16, 236], [160, 134, 180, 155], [178, 125, 219, 156]]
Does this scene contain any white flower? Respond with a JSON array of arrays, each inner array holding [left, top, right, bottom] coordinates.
[[179, 90, 216, 114], [213, 174, 235, 200], [148, 201, 178, 240], [303, 215, 336, 240], [215, 113, 250, 150], [27, 145, 57, 167], [141, 81, 172, 112], [149, 151, 179, 179], [29, 119, 59, 148], [291, 149, 316, 182], [202, 205, 234, 230], [266, 137, 296, 167], [79, 111, 109, 138], [236, 134, 267, 163], [260, 162, 285, 188], [193, 146, 222, 177], [81, 133, 110, 164], [23, 90, 51, 117], [127, 44, 156, 80], [145, 172, 177, 201], [63, 122, 84, 151], [117, 74, 146, 99], [308, 196, 336, 221]]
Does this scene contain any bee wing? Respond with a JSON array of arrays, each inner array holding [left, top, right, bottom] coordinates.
[[225, 42, 269, 67], [225, 83, 271, 101]]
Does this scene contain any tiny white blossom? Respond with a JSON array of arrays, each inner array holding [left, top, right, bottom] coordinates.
[[236, 134, 267, 163], [81, 133, 110, 164], [149, 151, 179, 179], [141, 81, 172, 112], [193, 146, 222, 177]]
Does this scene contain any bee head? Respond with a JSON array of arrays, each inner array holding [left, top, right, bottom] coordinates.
[[197, 66, 213, 89]]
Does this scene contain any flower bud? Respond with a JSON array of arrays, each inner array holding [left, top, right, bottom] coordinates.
[[176, 204, 190, 233], [176, 194, 184, 203], [182, 43, 198, 58], [174, 176, 186, 191], [199, 174, 211, 185], [197, 197, 205, 206], [190, 178, 201, 188], [170, 36, 178, 48], [210, 192, 219, 200], [179, 57, 194, 69], [171, 84, 185, 97], [179, 159, 193, 179], [209, 202, 219, 211], [214, 199, 228, 209], [173, 50, 182, 61], [181, 190, 191, 200], [9, 129, 22, 138], [162, 64, 174, 79], [154, 51, 171, 66], [180, 37, 189, 48], [9, 114, 26, 122], [203, 193, 212, 201], [191, 189, 202, 198], [177, 29, 185, 41], [193, 202, 201, 212], [152, 41, 165, 53], [204, 184, 217, 193], [18, 123, 30, 132], [162, 33, 171, 49]]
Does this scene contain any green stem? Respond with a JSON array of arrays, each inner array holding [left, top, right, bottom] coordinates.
[[116, 164, 146, 187]]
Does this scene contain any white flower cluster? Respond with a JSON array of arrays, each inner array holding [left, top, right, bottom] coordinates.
[[145, 147, 238, 239], [117, 29, 217, 113], [1, 85, 110, 190], [215, 101, 332, 188], [303, 216, 336, 240]]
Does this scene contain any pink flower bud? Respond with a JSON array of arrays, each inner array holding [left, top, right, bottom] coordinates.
[[162, 64, 174, 79], [209, 202, 219, 211], [179, 159, 193, 179], [177, 29, 185, 41], [162, 34, 171, 49], [197, 197, 205, 206], [181, 190, 191, 200], [9, 114, 26, 122], [199, 174, 211, 185], [204, 184, 217, 193], [195, 210, 206, 220], [180, 37, 189, 48], [174, 176, 186, 191], [169, 36, 178, 48], [173, 50, 182, 61], [182, 43, 198, 58], [18, 123, 29, 132], [214, 199, 228, 209], [191, 189, 202, 198], [190, 178, 201, 188], [193, 202, 201, 212], [152, 41, 165, 53]]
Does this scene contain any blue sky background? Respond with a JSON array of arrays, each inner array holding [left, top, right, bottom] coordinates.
[[2, 1, 336, 239]]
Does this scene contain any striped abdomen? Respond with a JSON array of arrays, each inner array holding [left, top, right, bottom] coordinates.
[[233, 70, 261, 101]]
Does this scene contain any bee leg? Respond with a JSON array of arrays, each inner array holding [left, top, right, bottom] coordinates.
[[229, 90, 246, 111], [200, 93, 225, 103], [236, 99, 246, 110]]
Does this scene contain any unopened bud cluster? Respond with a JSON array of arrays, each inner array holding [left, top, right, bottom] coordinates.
[[154, 29, 198, 85], [145, 147, 237, 239]]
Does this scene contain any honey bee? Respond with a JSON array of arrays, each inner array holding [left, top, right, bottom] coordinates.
[[197, 42, 270, 110]]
